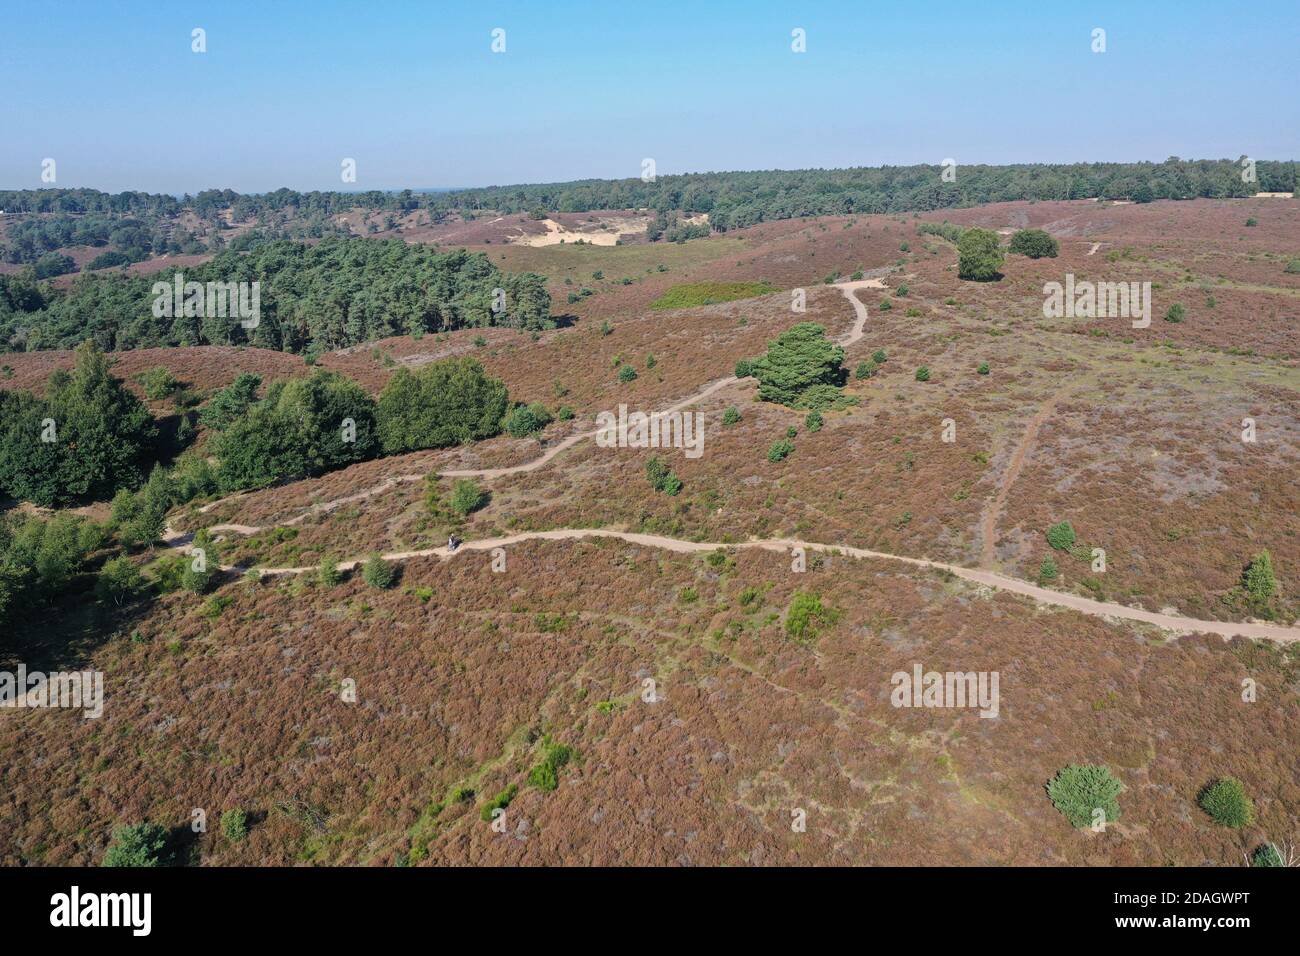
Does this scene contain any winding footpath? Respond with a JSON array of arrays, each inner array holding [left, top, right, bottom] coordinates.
[[163, 280, 1300, 644]]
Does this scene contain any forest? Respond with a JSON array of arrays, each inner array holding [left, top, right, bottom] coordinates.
[[0, 237, 552, 353], [2, 158, 1293, 239]]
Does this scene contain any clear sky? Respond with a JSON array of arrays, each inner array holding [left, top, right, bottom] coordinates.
[[2, 0, 1296, 194]]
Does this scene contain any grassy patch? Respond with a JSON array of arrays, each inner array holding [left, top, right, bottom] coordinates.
[[649, 281, 778, 310]]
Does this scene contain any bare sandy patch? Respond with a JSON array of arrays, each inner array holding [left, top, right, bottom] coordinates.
[[508, 216, 647, 247]]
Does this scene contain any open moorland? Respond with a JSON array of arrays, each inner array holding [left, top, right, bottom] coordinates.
[[3, 194, 1299, 866]]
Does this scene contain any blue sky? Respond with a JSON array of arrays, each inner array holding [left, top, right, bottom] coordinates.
[[2, 0, 1296, 193]]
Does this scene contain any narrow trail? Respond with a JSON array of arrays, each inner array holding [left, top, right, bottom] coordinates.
[[189, 280, 876, 523], [978, 392, 1065, 568], [1087, 241, 1102, 256], [159, 279, 1300, 644], [162, 525, 1300, 644]]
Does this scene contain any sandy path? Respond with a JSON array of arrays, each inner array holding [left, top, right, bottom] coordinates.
[[978, 392, 1064, 568], [199, 527, 1298, 643], [1087, 242, 1101, 256]]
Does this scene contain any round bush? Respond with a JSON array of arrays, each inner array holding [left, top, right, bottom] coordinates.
[[1199, 777, 1254, 828], [1046, 764, 1123, 828], [503, 402, 553, 438], [767, 439, 795, 462], [1008, 228, 1060, 259], [362, 553, 397, 589], [1046, 521, 1076, 551]]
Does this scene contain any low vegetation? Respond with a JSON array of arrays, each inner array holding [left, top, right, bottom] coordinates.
[[649, 281, 777, 309]]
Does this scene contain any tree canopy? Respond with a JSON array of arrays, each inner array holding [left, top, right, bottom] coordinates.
[[751, 323, 849, 409], [957, 228, 1005, 281], [0, 340, 158, 505], [376, 357, 508, 454], [214, 369, 378, 490]]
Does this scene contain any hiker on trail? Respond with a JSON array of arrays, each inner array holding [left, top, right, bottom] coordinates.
[[448, 535, 460, 553]]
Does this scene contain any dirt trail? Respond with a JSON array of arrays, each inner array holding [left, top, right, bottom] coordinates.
[[1087, 242, 1101, 256], [172, 526, 1299, 643], [159, 281, 1300, 643], [190, 283, 874, 521], [978, 392, 1064, 568]]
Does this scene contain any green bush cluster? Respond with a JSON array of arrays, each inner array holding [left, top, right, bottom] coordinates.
[[1046, 765, 1124, 828]]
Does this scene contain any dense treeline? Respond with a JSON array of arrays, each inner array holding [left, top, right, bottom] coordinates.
[[0, 342, 158, 505], [213, 358, 513, 490], [3, 158, 1293, 237], [0, 341, 519, 508], [0, 237, 551, 353]]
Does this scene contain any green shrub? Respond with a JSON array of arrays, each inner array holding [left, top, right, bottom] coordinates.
[[767, 439, 794, 462], [102, 822, 170, 867], [527, 739, 574, 792], [914, 366, 930, 382], [878, 298, 893, 311], [503, 401, 553, 438], [199, 373, 262, 430], [1008, 228, 1059, 258], [1164, 303, 1186, 323], [785, 591, 837, 641], [317, 556, 342, 587], [214, 370, 378, 492], [722, 406, 741, 426], [1284, 259, 1300, 274], [0, 341, 158, 506], [136, 366, 180, 400], [1199, 777, 1254, 828], [1251, 843, 1285, 867], [854, 361, 875, 379], [804, 410, 823, 432], [1245, 218, 1257, 227], [479, 784, 518, 822], [1243, 550, 1277, 609], [556, 405, 574, 420], [618, 365, 638, 383], [645, 456, 682, 495], [180, 562, 211, 594], [645, 354, 656, 369], [734, 359, 754, 378], [220, 809, 249, 842], [449, 478, 487, 516], [1046, 765, 1124, 828], [872, 349, 887, 364], [957, 227, 1004, 280], [1046, 521, 1076, 551], [1038, 557, 1059, 584], [362, 553, 397, 589], [977, 362, 990, 375]]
